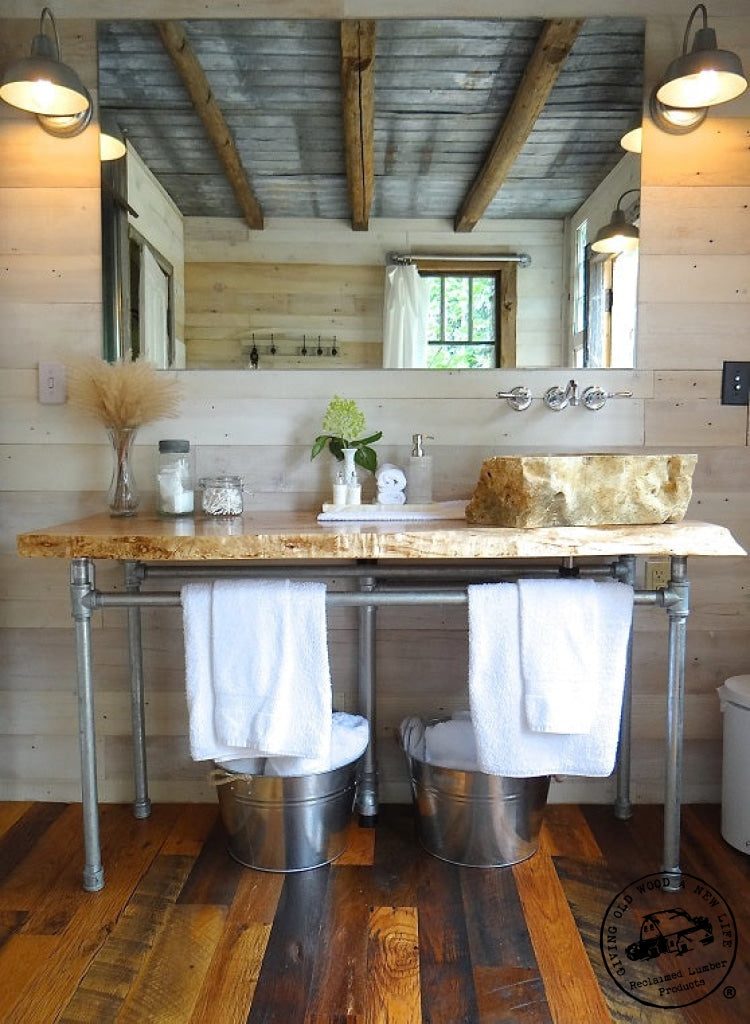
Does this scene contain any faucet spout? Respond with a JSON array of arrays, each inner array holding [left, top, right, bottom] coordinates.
[[565, 379, 579, 406]]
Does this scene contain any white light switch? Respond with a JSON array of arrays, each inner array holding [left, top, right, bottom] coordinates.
[[38, 362, 67, 404]]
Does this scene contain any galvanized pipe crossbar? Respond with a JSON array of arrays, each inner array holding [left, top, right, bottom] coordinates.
[[86, 587, 667, 610]]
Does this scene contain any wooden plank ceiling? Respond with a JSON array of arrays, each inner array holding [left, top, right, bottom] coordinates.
[[98, 17, 644, 231]]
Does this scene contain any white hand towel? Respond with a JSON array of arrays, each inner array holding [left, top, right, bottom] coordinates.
[[518, 578, 602, 733], [375, 463, 407, 490], [377, 489, 407, 505], [182, 579, 332, 763], [265, 712, 369, 775], [468, 581, 633, 777]]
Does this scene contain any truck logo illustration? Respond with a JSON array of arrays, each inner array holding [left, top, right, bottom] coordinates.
[[626, 908, 714, 961]]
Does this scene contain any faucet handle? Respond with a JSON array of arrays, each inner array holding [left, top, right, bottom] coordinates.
[[497, 385, 533, 411], [543, 384, 570, 411], [582, 386, 634, 411]]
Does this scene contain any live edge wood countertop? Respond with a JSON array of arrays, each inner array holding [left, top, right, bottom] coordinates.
[[15, 512, 746, 563]]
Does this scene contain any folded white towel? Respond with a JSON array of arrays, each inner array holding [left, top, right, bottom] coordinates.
[[468, 581, 633, 777], [519, 578, 608, 733], [377, 489, 407, 505], [317, 499, 467, 522], [182, 579, 332, 763], [375, 463, 407, 490], [264, 712, 369, 776], [425, 716, 479, 771]]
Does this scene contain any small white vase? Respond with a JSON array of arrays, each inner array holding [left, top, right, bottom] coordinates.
[[342, 447, 361, 504]]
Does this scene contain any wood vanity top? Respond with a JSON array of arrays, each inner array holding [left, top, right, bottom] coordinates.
[[16, 511, 746, 562]]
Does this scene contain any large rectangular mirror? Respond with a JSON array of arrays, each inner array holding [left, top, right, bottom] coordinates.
[[99, 16, 644, 371]]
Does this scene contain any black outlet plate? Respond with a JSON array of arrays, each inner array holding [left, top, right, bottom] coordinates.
[[721, 361, 750, 406]]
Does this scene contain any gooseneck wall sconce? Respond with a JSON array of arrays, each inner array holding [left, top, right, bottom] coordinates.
[[0, 7, 90, 116], [591, 189, 640, 256], [657, 3, 747, 109], [647, 4, 747, 140], [0, 8, 124, 159]]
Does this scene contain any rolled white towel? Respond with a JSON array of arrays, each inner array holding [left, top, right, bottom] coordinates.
[[375, 463, 406, 491], [377, 489, 406, 505]]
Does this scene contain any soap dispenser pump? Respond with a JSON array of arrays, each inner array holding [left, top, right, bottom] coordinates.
[[407, 433, 434, 503]]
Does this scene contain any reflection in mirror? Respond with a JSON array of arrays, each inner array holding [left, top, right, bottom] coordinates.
[[98, 17, 644, 370]]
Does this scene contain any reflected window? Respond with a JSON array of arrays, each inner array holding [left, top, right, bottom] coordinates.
[[416, 260, 519, 368], [423, 273, 497, 368]]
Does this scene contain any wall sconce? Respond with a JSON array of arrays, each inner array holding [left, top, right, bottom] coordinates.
[[591, 189, 640, 255], [0, 7, 90, 116], [656, 3, 747, 109]]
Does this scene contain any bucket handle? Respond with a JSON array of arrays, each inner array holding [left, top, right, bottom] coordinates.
[[209, 766, 263, 787]]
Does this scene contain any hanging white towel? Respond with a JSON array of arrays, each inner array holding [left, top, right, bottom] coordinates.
[[468, 581, 633, 777], [182, 579, 332, 763], [519, 578, 606, 733]]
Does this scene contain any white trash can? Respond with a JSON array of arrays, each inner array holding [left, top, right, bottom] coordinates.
[[718, 675, 750, 854]]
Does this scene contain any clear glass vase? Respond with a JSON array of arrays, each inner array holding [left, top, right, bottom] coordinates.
[[107, 427, 139, 516]]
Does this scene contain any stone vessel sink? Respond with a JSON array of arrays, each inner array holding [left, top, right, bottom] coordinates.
[[465, 454, 697, 528]]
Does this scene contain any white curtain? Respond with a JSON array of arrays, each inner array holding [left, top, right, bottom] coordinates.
[[382, 263, 429, 368]]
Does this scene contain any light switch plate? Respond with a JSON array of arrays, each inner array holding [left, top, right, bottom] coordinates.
[[38, 362, 66, 404], [721, 361, 750, 406]]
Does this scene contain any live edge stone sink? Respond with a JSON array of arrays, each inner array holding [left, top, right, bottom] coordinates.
[[464, 454, 698, 528]]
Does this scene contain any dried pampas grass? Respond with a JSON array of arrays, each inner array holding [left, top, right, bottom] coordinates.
[[67, 357, 181, 429]]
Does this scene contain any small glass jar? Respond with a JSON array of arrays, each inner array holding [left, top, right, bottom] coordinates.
[[199, 475, 244, 516], [156, 439, 194, 516]]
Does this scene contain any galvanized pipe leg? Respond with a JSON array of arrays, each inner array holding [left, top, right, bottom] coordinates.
[[356, 574, 378, 823], [124, 561, 151, 819], [70, 558, 104, 891], [663, 556, 690, 890], [615, 555, 636, 820]]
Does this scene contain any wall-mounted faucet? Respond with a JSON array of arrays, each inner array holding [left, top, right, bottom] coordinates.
[[497, 381, 633, 412], [544, 378, 579, 410]]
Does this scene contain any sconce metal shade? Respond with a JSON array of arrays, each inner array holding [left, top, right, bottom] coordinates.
[[99, 112, 126, 160], [656, 4, 747, 108], [649, 88, 707, 135], [619, 125, 642, 154], [591, 190, 640, 255], [0, 8, 90, 116]]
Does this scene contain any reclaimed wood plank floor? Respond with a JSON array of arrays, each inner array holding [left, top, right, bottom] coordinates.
[[0, 801, 747, 1023]]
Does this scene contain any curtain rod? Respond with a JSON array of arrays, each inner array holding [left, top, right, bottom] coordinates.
[[388, 252, 531, 267]]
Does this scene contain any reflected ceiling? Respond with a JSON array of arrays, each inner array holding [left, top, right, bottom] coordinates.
[[98, 17, 644, 226]]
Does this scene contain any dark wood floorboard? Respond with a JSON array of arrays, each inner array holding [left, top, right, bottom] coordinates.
[[0, 801, 747, 1023]]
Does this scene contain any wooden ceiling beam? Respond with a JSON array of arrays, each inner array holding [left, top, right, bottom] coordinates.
[[340, 20, 376, 231], [454, 18, 583, 233], [155, 20, 264, 230]]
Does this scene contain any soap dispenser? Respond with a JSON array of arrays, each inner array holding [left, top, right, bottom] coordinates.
[[407, 433, 434, 503]]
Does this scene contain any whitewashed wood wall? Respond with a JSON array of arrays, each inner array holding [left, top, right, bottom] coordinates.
[[1, 5, 750, 812]]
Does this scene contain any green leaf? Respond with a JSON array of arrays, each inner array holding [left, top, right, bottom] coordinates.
[[356, 430, 383, 447], [328, 437, 345, 460], [310, 434, 330, 460], [355, 445, 378, 473]]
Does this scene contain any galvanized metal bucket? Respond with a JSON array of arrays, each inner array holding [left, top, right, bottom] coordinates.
[[405, 752, 550, 867], [214, 758, 360, 872]]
